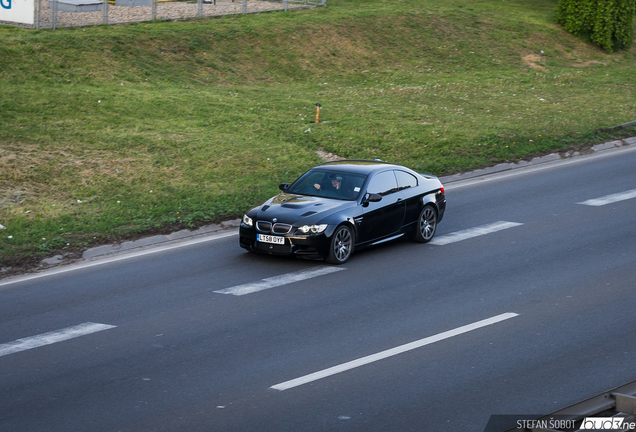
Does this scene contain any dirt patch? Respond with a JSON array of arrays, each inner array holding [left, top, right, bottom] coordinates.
[[0, 187, 32, 210], [571, 60, 605, 67], [522, 54, 547, 71], [316, 148, 344, 162]]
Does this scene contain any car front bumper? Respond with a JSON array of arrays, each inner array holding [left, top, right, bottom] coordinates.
[[239, 225, 332, 260]]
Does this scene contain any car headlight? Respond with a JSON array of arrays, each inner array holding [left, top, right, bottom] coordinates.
[[298, 224, 328, 234], [242, 214, 253, 227]]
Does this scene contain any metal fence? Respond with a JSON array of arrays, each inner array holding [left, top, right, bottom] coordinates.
[[12, 0, 324, 29]]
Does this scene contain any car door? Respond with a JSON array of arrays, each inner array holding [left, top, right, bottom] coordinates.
[[357, 170, 406, 244], [394, 169, 421, 228]]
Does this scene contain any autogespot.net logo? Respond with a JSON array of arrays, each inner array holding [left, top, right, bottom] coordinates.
[[580, 417, 636, 430], [0, 0, 10, 9]]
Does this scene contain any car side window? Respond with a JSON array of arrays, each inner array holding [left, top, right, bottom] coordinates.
[[394, 170, 418, 190], [366, 171, 399, 196], [289, 170, 326, 192]]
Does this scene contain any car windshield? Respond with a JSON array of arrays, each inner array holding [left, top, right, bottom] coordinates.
[[287, 170, 367, 200]]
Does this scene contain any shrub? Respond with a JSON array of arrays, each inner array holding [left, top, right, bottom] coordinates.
[[556, 0, 636, 52]]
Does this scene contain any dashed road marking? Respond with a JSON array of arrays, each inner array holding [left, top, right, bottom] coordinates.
[[0, 322, 117, 357], [578, 189, 636, 207], [270, 312, 519, 391], [214, 266, 346, 296], [429, 221, 524, 246]]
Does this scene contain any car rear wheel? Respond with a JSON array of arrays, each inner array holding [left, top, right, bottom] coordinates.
[[414, 204, 437, 243], [326, 225, 354, 264]]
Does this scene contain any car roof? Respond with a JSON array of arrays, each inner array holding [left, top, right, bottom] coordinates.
[[312, 160, 404, 175]]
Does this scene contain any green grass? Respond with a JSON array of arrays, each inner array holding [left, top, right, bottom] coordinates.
[[1, 0, 635, 267]]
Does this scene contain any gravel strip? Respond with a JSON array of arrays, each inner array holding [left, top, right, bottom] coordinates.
[[37, 0, 310, 28]]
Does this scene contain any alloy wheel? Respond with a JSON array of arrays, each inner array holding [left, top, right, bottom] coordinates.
[[419, 206, 437, 241], [333, 226, 352, 262]]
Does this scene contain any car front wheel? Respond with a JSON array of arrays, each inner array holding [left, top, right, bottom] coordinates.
[[414, 204, 437, 243], [326, 225, 354, 264]]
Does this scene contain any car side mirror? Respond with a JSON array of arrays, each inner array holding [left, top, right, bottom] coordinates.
[[362, 193, 382, 206], [279, 183, 290, 192]]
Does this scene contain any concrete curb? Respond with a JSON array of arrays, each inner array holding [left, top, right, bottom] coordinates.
[[440, 136, 636, 185], [81, 219, 241, 260]]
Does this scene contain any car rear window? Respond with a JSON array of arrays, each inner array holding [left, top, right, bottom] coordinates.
[[395, 170, 418, 189]]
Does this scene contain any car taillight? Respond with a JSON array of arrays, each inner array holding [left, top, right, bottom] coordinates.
[[439, 187, 445, 195]]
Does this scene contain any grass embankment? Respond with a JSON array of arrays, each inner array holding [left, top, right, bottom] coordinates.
[[0, 0, 635, 268]]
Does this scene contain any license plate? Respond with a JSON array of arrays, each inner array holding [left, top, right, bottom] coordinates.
[[257, 234, 285, 245]]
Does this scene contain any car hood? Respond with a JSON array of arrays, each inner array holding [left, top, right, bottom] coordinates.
[[253, 193, 355, 225]]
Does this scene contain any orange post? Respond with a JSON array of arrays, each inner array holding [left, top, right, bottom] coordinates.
[[315, 103, 322, 124]]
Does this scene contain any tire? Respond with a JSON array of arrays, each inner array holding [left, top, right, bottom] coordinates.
[[326, 225, 354, 264], [414, 204, 437, 243]]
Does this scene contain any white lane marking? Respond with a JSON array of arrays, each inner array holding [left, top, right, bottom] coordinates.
[[429, 221, 524, 246], [0, 231, 237, 288], [578, 189, 636, 207], [0, 322, 117, 357], [215, 266, 345, 296], [271, 312, 519, 391]]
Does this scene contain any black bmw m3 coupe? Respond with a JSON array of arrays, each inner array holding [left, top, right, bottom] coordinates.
[[239, 160, 446, 264]]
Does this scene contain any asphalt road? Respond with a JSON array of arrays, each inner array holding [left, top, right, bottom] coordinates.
[[1, 146, 636, 432]]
